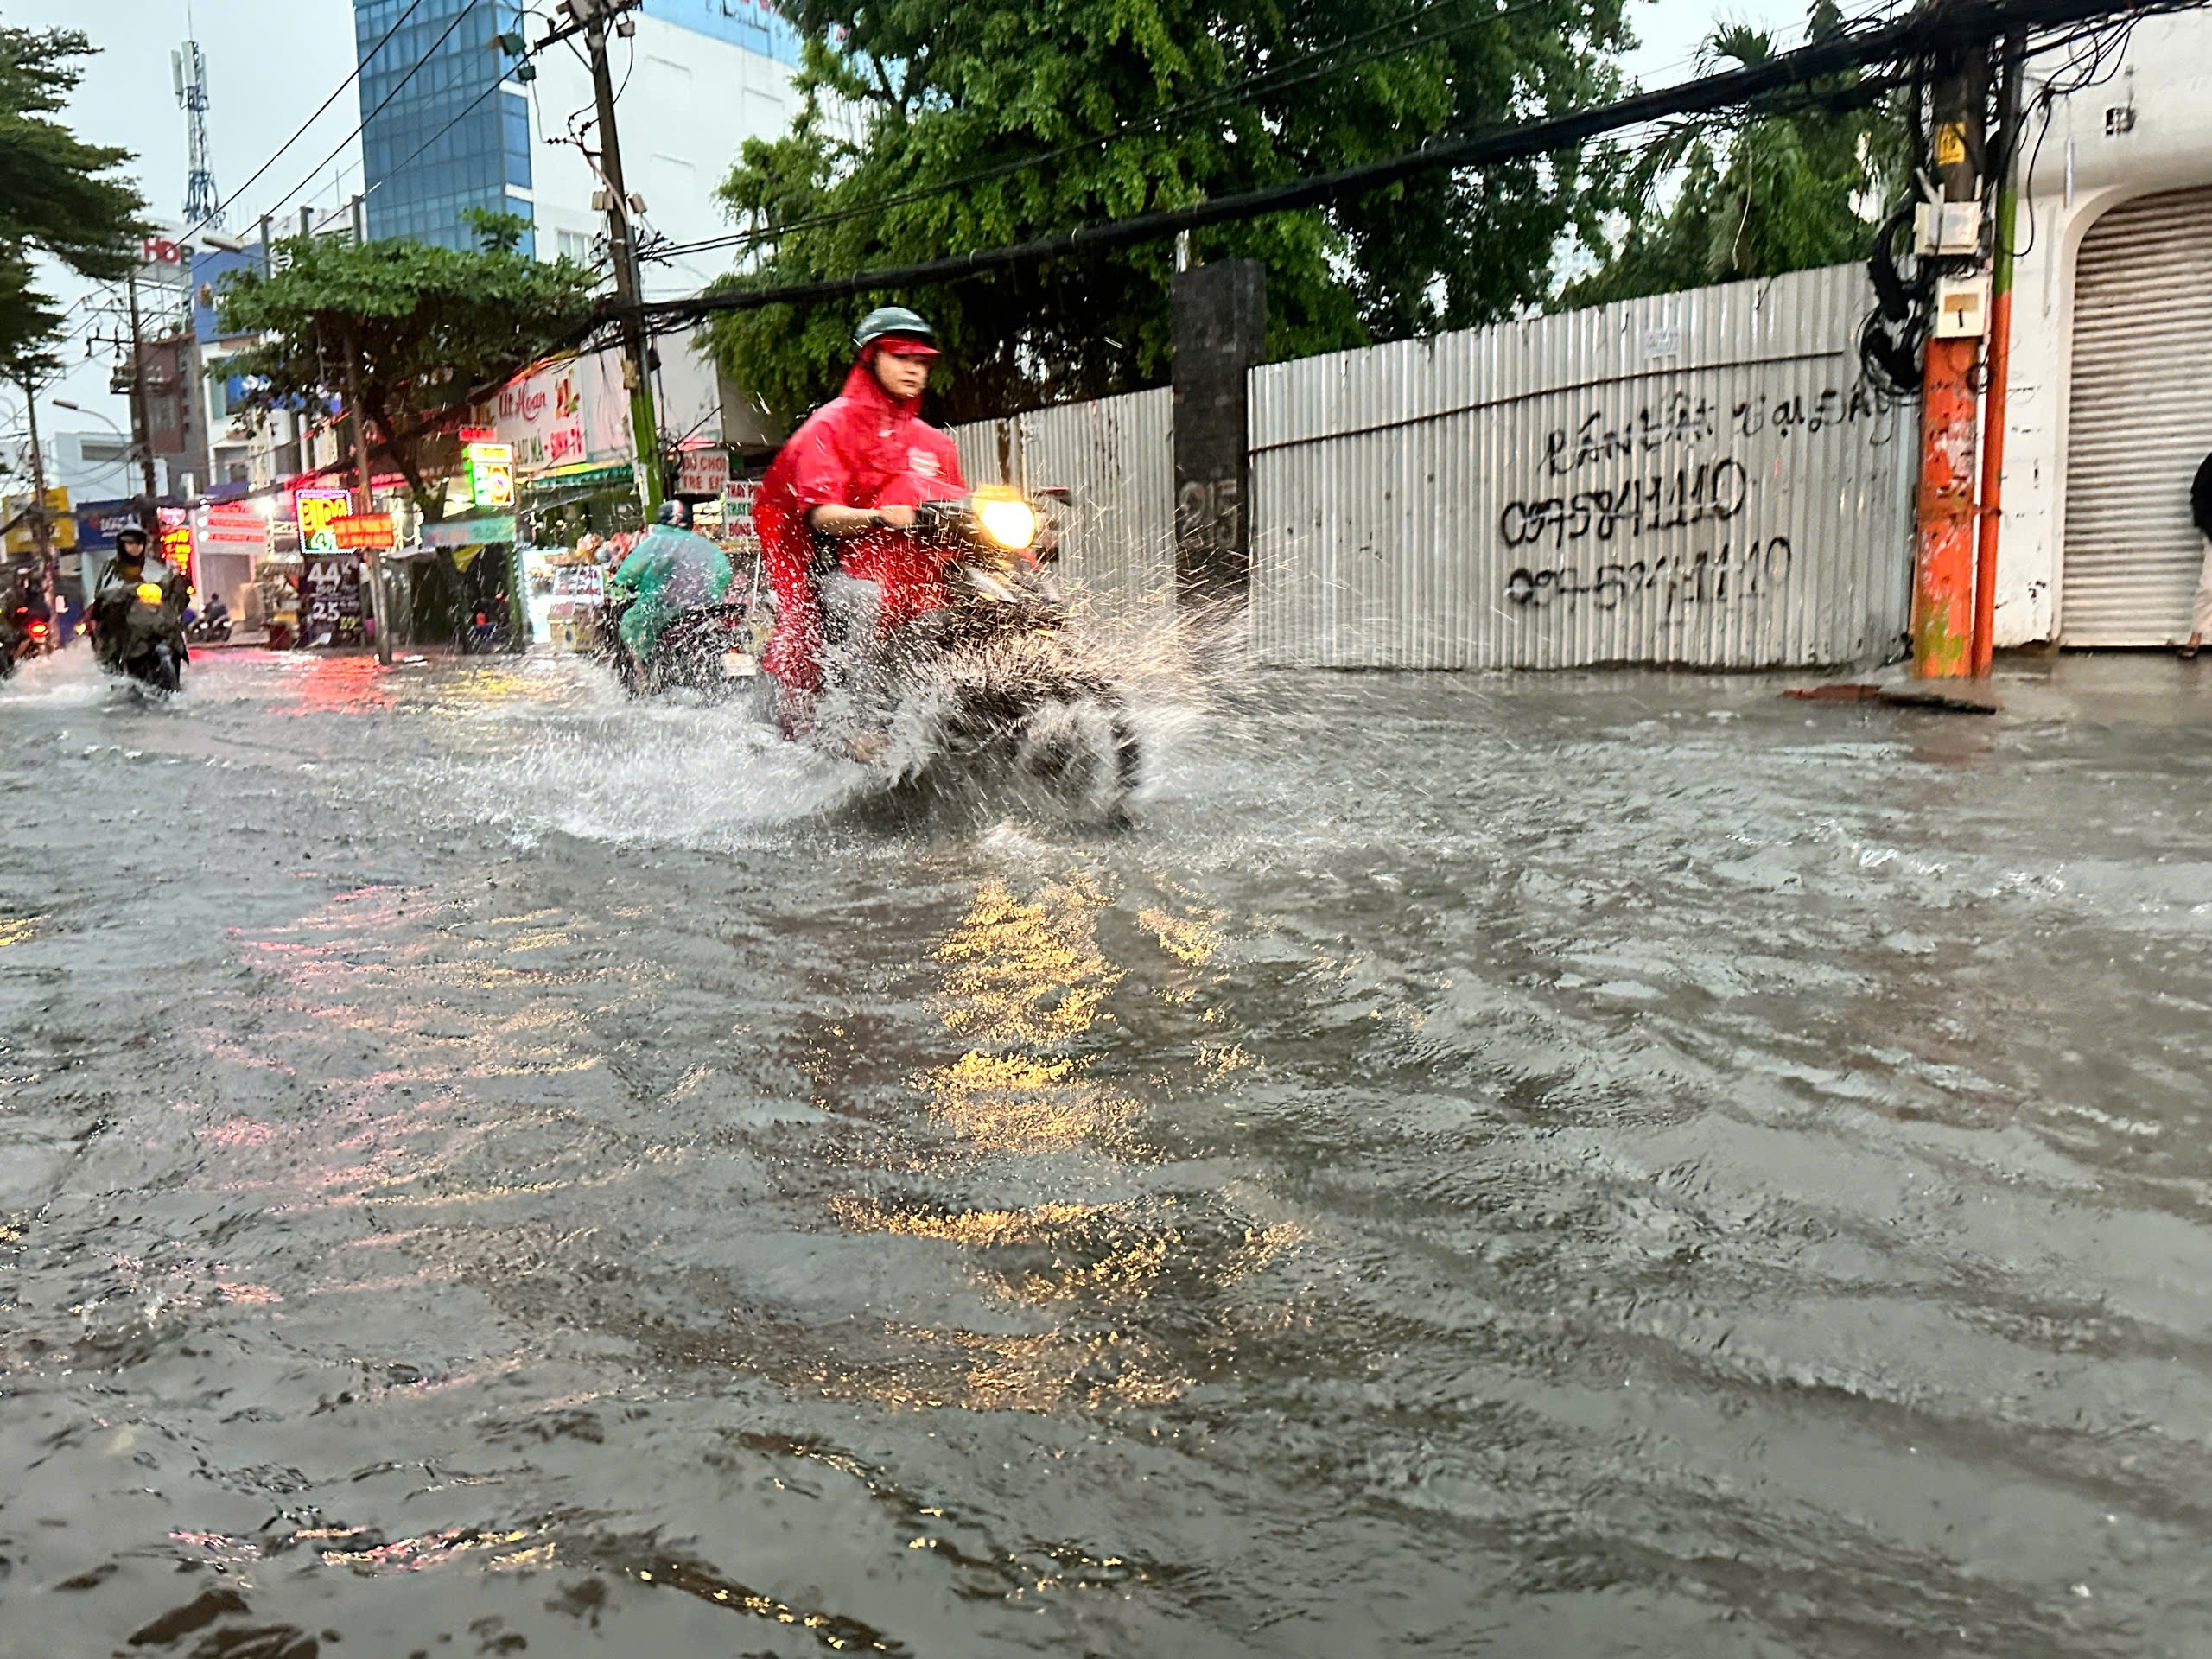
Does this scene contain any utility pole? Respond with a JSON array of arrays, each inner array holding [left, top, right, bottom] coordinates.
[[1910, 27, 1991, 680], [578, 0, 662, 518], [124, 271, 161, 532], [18, 378, 54, 603], [340, 321, 392, 665]]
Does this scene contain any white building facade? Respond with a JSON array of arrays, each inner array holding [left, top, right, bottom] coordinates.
[[516, 0, 800, 302], [1994, 10, 2212, 647]]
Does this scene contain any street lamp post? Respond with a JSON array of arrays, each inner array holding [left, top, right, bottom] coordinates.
[[51, 398, 124, 435]]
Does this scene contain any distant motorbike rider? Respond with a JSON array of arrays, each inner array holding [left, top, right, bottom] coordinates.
[[756, 305, 968, 734], [604, 498, 732, 671], [90, 527, 184, 664], [101, 527, 156, 590]]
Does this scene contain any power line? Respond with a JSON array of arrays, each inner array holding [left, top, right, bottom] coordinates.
[[257, 0, 481, 238], [649, 0, 1573, 267], [632, 0, 2181, 328], [362, 74, 510, 206], [184, 0, 433, 243]]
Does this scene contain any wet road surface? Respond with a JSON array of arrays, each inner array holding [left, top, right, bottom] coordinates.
[[3, 645, 2212, 1656]]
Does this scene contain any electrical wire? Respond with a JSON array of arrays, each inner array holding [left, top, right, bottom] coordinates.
[[646, 0, 1577, 265], [256, 0, 481, 235], [182, 0, 433, 243]]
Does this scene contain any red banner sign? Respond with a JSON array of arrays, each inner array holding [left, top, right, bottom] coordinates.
[[327, 512, 396, 550]]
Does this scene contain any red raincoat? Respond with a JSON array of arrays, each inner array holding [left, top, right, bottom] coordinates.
[[755, 359, 967, 719]]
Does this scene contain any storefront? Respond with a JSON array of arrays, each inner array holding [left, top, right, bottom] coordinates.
[[393, 514, 524, 651], [192, 500, 272, 623]]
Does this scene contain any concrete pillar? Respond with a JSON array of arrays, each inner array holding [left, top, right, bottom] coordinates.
[[1172, 259, 1266, 602]]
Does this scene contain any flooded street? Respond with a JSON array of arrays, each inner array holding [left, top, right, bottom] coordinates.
[[4, 643, 2212, 1657]]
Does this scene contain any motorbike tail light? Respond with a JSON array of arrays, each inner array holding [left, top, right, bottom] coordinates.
[[474, 612, 488, 626], [28, 621, 48, 638]]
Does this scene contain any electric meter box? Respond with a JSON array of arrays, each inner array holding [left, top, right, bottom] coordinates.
[[1914, 200, 1984, 256], [1933, 274, 1991, 339]]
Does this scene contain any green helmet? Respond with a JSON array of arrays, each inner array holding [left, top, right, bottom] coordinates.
[[853, 305, 936, 353]]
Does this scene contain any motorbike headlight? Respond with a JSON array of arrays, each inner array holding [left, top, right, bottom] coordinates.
[[974, 489, 1038, 551], [135, 582, 165, 606]]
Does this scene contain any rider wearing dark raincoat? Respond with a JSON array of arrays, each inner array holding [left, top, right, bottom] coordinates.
[[755, 306, 967, 733]]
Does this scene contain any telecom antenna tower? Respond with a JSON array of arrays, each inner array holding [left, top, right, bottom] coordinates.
[[174, 36, 219, 226]]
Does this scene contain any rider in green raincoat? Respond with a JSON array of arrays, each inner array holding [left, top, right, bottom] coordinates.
[[605, 501, 733, 664]]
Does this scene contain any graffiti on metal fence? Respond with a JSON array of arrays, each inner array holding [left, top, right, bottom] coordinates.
[[1501, 459, 1750, 550], [1539, 379, 1903, 478], [1504, 536, 1794, 612], [1732, 382, 1902, 443], [1541, 392, 1725, 476]]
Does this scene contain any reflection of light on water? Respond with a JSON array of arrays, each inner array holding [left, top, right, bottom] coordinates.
[[801, 868, 1306, 1418], [0, 915, 40, 947], [933, 878, 1121, 1041], [1135, 904, 1224, 966], [918, 1050, 1135, 1154], [918, 876, 1135, 1152], [828, 1193, 1129, 1246]]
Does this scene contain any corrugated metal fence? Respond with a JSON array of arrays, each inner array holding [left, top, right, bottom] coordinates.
[[1249, 264, 1916, 668], [952, 389, 1176, 625]]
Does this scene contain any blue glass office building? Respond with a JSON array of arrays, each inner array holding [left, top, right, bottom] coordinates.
[[354, 0, 798, 253], [356, 0, 532, 251]]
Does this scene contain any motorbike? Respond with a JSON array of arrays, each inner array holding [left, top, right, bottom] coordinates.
[[817, 486, 1142, 817], [1, 598, 54, 680], [599, 523, 764, 700], [91, 573, 189, 694], [185, 609, 232, 645], [602, 587, 770, 698]]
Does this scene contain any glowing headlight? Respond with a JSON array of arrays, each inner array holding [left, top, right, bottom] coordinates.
[[975, 493, 1038, 551], [135, 582, 166, 606]]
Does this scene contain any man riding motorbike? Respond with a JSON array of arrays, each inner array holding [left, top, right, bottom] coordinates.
[[755, 305, 968, 736], [90, 526, 189, 687]]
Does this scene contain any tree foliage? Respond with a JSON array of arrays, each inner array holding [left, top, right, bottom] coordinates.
[[710, 0, 1634, 424], [215, 213, 599, 516], [1563, 2, 1908, 309], [0, 26, 144, 379]]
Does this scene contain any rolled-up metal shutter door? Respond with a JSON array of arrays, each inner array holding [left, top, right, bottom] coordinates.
[[2063, 185, 2212, 645]]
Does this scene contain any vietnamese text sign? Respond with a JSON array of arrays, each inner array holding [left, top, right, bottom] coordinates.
[[161, 518, 196, 591], [677, 447, 729, 497], [423, 516, 516, 550], [295, 489, 353, 552], [328, 512, 396, 550], [199, 503, 270, 551]]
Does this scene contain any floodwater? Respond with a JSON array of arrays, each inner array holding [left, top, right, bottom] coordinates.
[[3, 642, 2212, 1658]]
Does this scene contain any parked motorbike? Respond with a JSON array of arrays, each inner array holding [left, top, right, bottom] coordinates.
[[91, 572, 188, 694], [817, 486, 1141, 817]]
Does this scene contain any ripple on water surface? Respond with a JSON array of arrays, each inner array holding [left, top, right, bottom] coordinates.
[[2, 650, 2211, 1655]]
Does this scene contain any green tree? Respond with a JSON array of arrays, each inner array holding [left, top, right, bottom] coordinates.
[[709, 0, 1634, 424], [214, 213, 600, 518], [1563, 2, 1909, 308], [0, 25, 145, 378]]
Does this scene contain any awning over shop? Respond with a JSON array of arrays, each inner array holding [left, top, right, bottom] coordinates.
[[519, 463, 635, 508]]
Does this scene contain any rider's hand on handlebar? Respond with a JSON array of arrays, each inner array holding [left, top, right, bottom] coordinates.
[[877, 504, 918, 531]]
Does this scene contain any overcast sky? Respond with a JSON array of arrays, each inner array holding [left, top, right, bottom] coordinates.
[[7, 0, 1810, 440]]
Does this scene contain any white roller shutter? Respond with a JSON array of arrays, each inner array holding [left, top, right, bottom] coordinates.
[[2063, 185, 2212, 646]]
